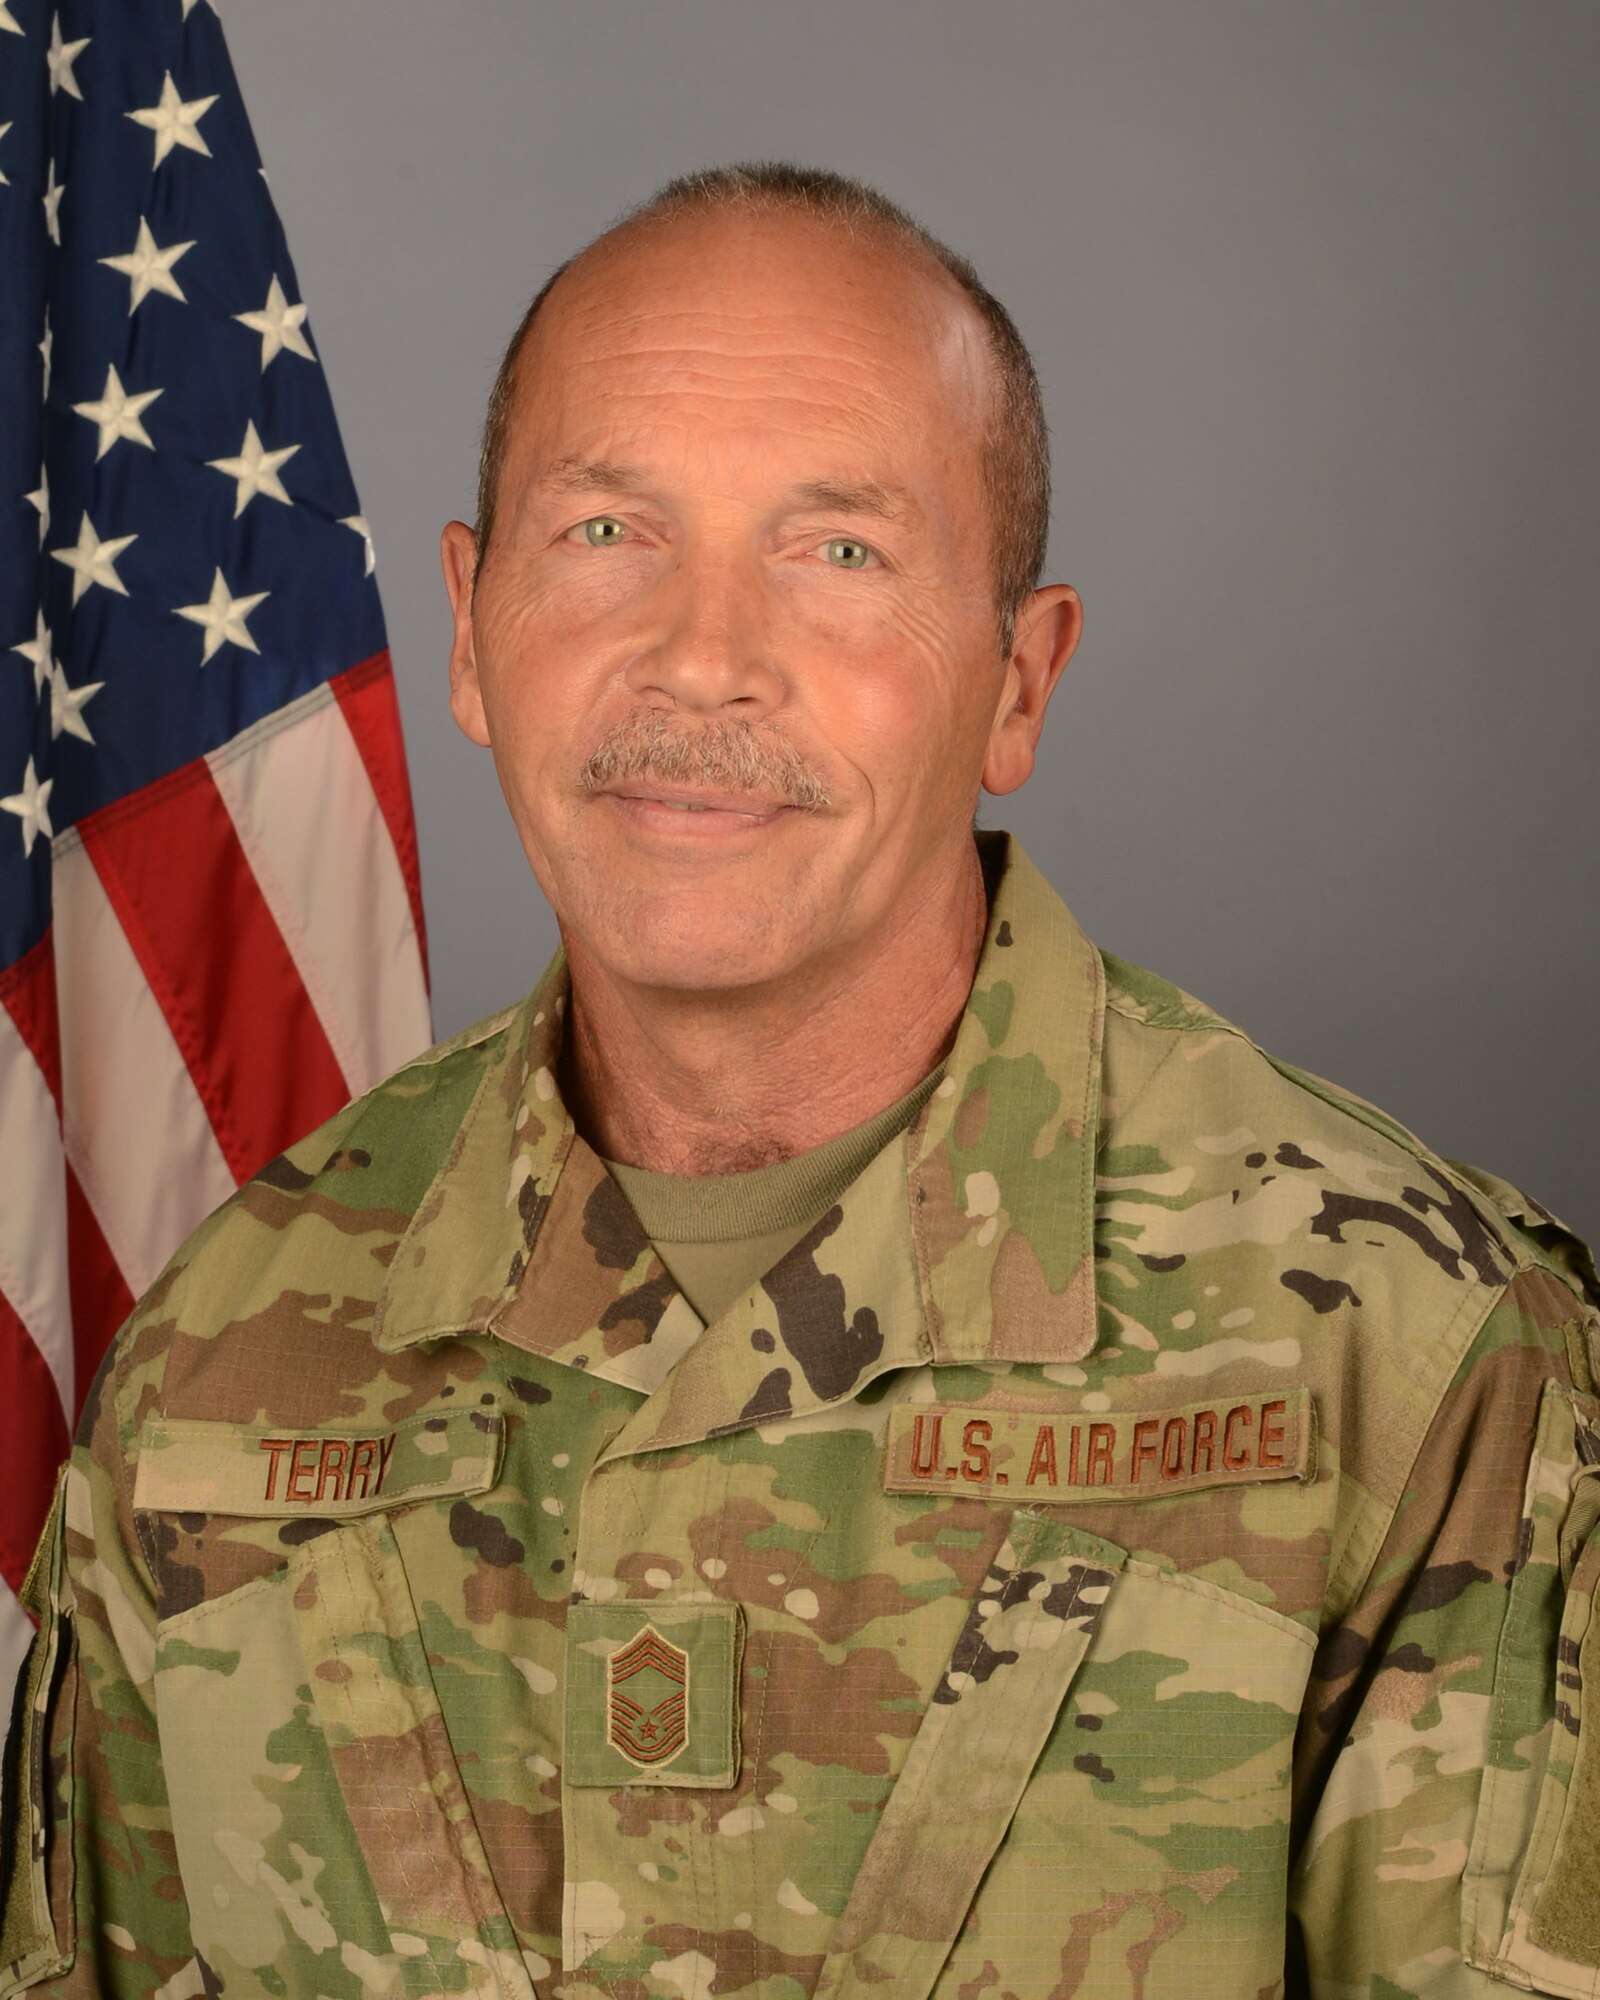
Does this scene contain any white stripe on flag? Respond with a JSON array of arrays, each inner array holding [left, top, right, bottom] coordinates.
[[208, 686, 432, 1097], [0, 1577, 32, 1713], [0, 1015, 73, 1413], [53, 834, 235, 1301]]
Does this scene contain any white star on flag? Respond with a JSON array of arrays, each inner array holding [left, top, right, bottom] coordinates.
[[39, 314, 53, 396], [339, 514, 377, 577], [25, 466, 49, 543], [207, 420, 299, 517], [176, 568, 268, 663], [49, 661, 104, 744], [11, 613, 53, 696], [42, 158, 64, 245], [0, 758, 54, 858], [51, 512, 136, 605], [46, 14, 88, 98], [126, 71, 216, 168], [100, 217, 195, 312], [0, 2, 22, 34], [73, 364, 162, 459], [234, 275, 315, 369], [0, 121, 13, 187]]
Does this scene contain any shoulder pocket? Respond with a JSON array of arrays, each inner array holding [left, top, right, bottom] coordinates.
[[1463, 1381, 1600, 1996], [1521, 1528, 1600, 1975], [0, 1470, 76, 1997]]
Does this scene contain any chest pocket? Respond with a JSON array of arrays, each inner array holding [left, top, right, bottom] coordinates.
[[136, 1413, 536, 2000], [818, 1511, 1317, 2000]]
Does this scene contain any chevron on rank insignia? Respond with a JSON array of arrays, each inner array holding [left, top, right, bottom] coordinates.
[[607, 1623, 690, 1769]]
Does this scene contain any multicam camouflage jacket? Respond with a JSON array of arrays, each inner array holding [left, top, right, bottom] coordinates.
[[5, 835, 1600, 2000]]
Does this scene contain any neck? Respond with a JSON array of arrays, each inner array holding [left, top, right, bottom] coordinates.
[[560, 846, 988, 1174]]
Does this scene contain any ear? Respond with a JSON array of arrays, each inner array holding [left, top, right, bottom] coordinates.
[[981, 584, 1082, 796], [441, 520, 490, 747]]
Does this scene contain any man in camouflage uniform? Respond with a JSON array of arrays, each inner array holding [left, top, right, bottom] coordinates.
[[5, 164, 1599, 2000]]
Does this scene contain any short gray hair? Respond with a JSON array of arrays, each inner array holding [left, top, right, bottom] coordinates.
[[475, 163, 1051, 655]]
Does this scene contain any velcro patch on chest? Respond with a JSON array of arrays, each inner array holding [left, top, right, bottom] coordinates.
[[884, 1387, 1315, 1501], [133, 1409, 504, 1518], [566, 1602, 743, 1789]]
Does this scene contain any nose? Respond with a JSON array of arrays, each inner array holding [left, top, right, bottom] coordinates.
[[623, 548, 785, 716]]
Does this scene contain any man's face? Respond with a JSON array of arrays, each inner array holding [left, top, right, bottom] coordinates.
[[445, 209, 1074, 999]]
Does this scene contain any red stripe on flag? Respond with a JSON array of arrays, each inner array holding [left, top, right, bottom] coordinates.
[[65, 1167, 135, 1424], [332, 652, 430, 983], [0, 930, 62, 1109], [80, 760, 351, 1186], [0, 1287, 69, 1597]]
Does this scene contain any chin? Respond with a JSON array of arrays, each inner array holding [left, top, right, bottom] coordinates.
[[609, 934, 797, 996], [557, 863, 837, 996], [590, 896, 804, 992]]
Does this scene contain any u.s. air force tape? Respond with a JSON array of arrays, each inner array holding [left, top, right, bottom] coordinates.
[[883, 1387, 1315, 1501]]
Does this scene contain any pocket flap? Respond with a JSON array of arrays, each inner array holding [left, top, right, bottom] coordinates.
[[133, 1410, 504, 1518], [815, 1513, 1124, 1999]]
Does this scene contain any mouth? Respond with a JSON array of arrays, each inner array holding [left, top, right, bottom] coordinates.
[[606, 783, 794, 816], [592, 784, 808, 848]]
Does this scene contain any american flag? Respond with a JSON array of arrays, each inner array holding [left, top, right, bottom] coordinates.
[[0, 0, 432, 1689]]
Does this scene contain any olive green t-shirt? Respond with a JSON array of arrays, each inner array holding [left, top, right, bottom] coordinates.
[[604, 1067, 944, 1326]]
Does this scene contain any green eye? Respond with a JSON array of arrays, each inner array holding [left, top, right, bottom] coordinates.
[[582, 516, 628, 546], [822, 537, 872, 569]]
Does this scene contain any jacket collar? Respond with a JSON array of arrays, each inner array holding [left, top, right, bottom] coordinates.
[[908, 833, 1104, 1366], [374, 835, 1104, 1431]]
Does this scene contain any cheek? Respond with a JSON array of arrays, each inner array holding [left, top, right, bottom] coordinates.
[[803, 582, 996, 744], [804, 654, 995, 811], [473, 591, 612, 756], [477, 531, 656, 668], [500, 528, 662, 630]]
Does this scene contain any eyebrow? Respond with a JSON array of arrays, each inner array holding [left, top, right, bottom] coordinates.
[[788, 478, 921, 524], [534, 458, 921, 526], [536, 456, 650, 495]]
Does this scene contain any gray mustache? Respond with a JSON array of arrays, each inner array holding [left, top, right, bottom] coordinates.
[[579, 713, 832, 811]]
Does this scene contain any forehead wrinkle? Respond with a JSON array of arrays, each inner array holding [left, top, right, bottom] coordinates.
[[545, 357, 936, 457], [539, 291, 966, 399], [557, 288, 926, 349], [545, 339, 938, 413], [523, 210, 999, 451], [534, 448, 921, 530], [534, 382, 915, 482], [520, 374, 964, 536]]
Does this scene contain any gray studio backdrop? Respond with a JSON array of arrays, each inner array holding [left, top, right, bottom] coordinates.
[[226, 1, 1599, 1239]]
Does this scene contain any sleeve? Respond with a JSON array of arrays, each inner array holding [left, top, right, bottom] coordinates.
[[0, 1345, 197, 1998], [1287, 1263, 1600, 1998]]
